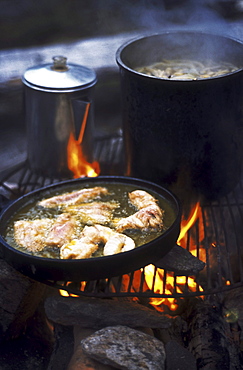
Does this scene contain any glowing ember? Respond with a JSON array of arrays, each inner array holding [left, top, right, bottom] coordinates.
[[59, 289, 70, 297], [59, 281, 85, 297]]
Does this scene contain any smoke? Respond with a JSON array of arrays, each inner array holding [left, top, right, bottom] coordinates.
[[120, 0, 243, 41]]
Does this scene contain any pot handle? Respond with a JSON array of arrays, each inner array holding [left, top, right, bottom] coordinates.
[[71, 98, 91, 143]]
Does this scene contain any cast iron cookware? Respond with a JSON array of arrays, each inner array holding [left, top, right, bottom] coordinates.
[[0, 176, 181, 282]]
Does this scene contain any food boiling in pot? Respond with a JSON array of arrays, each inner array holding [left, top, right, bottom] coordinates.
[[136, 59, 239, 80], [4, 183, 176, 260]]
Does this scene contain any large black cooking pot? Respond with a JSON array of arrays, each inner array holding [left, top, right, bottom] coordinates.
[[0, 176, 181, 282], [116, 31, 243, 200]]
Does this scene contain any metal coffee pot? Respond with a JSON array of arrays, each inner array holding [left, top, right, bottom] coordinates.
[[22, 56, 97, 178]]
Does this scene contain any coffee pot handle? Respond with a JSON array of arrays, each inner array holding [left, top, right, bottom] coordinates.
[[71, 98, 91, 143]]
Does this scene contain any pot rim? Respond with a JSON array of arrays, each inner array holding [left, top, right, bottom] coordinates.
[[116, 30, 243, 82]]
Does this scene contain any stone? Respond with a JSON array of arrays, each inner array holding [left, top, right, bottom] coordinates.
[[45, 295, 171, 329], [81, 325, 166, 370], [68, 327, 115, 370], [154, 244, 205, 276]]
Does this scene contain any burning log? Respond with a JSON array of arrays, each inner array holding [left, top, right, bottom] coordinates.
[[165, 340, 197, 370], [154, 244, 205, 275], [47, 324, 74, 370], [223, 286, 243, 360], [223, 286, 243, 332], [44, 295, 171, 329], [154, 316, 197, 369], [0, 258, 46, 341], [185, 296, 241, 369]]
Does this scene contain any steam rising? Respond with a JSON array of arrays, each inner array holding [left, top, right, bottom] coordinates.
[[0, 0, 242, 84], [117, 0, 243, 41]]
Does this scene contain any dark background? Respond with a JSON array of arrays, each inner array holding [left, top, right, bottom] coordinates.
[[0, 0, 243, 50]]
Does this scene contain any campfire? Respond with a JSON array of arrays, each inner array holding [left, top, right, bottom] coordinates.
[[1, 157, 243, 369], [37, 195, 241, 369], [0, 30, 243, 370]]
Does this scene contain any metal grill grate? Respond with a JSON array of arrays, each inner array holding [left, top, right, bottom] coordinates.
[[1, 137, 243, 299]]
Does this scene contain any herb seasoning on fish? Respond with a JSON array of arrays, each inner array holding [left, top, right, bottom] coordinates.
[[4, 184, 176, 260]]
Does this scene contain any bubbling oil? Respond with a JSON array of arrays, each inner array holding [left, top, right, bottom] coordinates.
[[4, 182, 177, 259]]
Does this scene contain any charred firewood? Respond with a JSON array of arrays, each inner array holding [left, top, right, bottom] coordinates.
[[223, 286, 243, 331], [154, 317, 197, 370], [154, 244, 205, 276], [185, 296, 241, 370], [154, 315, 188, 346], [0, 258, 46, 341], [222, 287, 243, 367], [47, 324, 74, 370]]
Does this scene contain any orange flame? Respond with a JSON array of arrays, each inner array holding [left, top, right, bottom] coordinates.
[[59, 281, 87, 297], [178, 202, 200, 243], [145, 201, 203, 312], [59, 203, 205, 310], [67, 133, 100, 178], [67, 103, 100, 178]]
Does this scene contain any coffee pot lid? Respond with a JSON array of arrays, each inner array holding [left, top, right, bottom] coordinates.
[[23, 56, 97, 91]]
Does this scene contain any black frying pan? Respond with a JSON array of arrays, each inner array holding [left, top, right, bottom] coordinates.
[[0, 176, 181, 281]]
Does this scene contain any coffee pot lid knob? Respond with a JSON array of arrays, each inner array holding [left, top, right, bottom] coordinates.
[[52, 56, 68, 71]]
